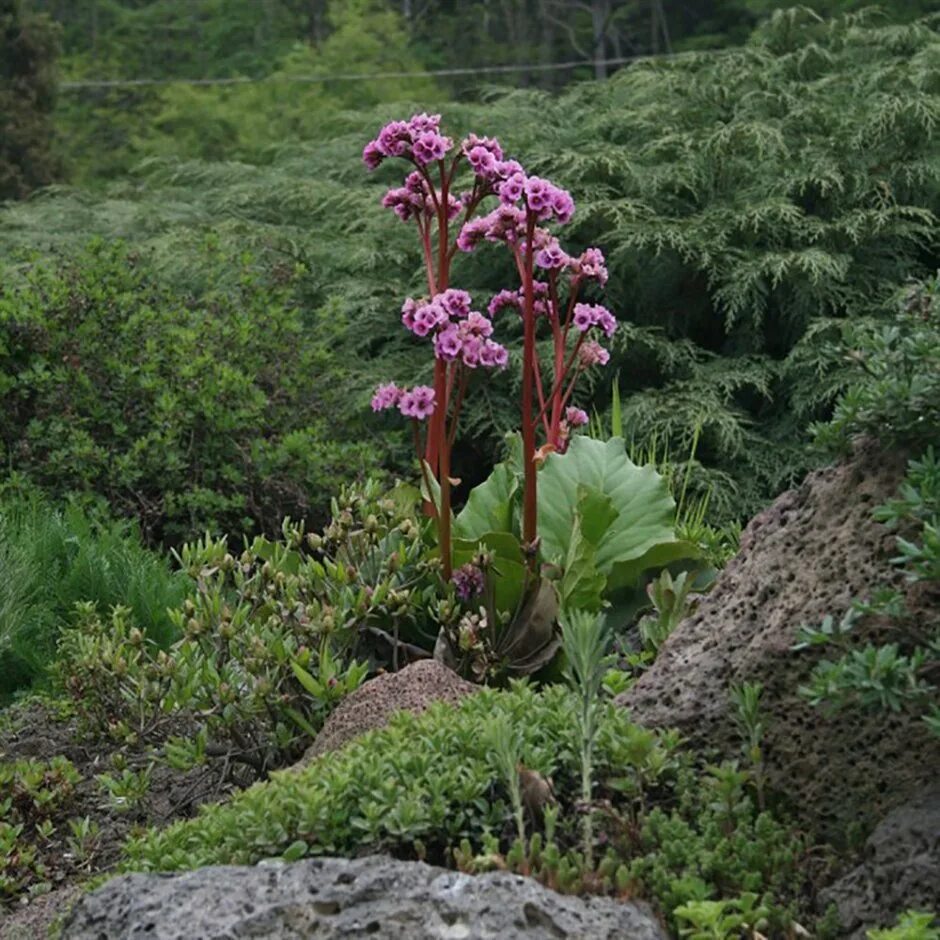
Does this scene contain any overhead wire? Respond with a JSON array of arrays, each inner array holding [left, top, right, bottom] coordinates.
[[58, 54, 670, 91]]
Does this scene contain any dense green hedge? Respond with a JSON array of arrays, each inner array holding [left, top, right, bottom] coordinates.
[[0, 240, 381, 544]]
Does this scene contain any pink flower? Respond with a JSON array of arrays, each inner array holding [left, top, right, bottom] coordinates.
[[362, 140, 384, 170], [371, 382, 401, 412], [466, 145, 498, 179], [550, 187, 575, 224], [452, 562, 485, 601], [401, 298, 418, 330], [463, 311, 493, 338], [573, 303, 597, 332], [408, 112, 441, 134], [566, 406, 589, 427], [479, 339, 509, 368], [460, 335, 483, 368], [412, 131, 452, 166], [457, 218, 487, 252], [438, 289, 472, 320], [377, 120, 412, 157], [410, 304, 439, 337], [434, 327, 462, 360], [399, 385, 436, 420], [462, 133, 503, 165], [573, 247, 608, 286], [381, 186, 424, 222], [535, 241, 570, 270], [524, 176, 553, 213], [596, 307, 617, 338], [498, 172, 526, 205], [488, 289, 521, 318], [495, 159, 524, 179], [579, 340, 610, 367]]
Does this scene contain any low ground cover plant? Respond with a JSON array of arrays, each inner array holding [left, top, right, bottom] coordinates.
[[797, 275, 940, 736], [123, 682, 812, 934]]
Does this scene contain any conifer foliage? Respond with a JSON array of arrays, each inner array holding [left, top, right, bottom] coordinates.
[[0, 10, 937, 527]]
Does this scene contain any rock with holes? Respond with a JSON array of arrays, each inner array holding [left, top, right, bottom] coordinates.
[[819, 786, 940, 938], [297, 659, 477, 765], [60, 855, 668, 939], [615, 440, 940, 842]]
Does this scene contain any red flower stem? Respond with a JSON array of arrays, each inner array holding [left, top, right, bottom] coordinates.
[[534, 333, 585, 427], [435, 160, 453, 579], [521, 211, 538, 555], [561, 278, 581, 344], [548, 273, 565, 442]]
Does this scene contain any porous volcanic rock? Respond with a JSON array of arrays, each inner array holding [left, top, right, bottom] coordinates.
[[819, 785, 940, 937], [300, 659, 477, 763], [60, 855, 668, 940], [616, 440, 940, 841]]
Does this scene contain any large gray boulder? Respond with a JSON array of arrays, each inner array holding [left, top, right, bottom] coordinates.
[[61, 855, 668, 940], [616, 441, 940, 842], [819, 786, 940, 937]]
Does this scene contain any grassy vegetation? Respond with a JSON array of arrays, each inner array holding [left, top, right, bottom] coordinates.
[[0, 492, 188, 699]]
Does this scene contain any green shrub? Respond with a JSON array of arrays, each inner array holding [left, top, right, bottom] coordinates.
[[813, 275, 940, 456], [55, 480, 447, 774], [794, 448, 940, 735], [0, 240, 380, 545], [123, 684, 808, 927], [0, 756, 80, 901], [868, 911, 940, 940], [0, 492, 188, 699]]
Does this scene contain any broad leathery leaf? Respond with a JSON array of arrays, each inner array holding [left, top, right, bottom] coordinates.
[[496, 578, 561, 676], [538, 436, 696, 588], [454, 461, 518, 541], [559, 514, 606, 614]]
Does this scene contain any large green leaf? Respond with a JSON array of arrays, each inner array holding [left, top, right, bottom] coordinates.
[[538, 436, 696, 590], [558, 514, 606, 614], [454, 461, 518, 542]]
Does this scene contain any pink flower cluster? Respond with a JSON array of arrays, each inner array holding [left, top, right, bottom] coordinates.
[[578, 340, 611, 367], [566, 406, 589, 427], [461, 134, 504, 181], [570, 247, 609, 287], [572, 303, 617, 338], [401, 289, 508, 369], [363, 113, 453, 170], [381, 171, 462, 223], [487, 282, 551, 319], [370, 382, 437, 421]]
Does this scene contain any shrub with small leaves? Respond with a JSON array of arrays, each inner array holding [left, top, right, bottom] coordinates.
[[55, 479, 452, 776], [795, 449, 940, 736], [625, 762, 810, 936], [0, 756, 81, 901], [674, 893, 771, 940], [814, 275, 940, 456], [868, 911, 940, 940]]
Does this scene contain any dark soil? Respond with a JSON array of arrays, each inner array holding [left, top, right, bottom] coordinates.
[[0, 700, 239, 938]]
